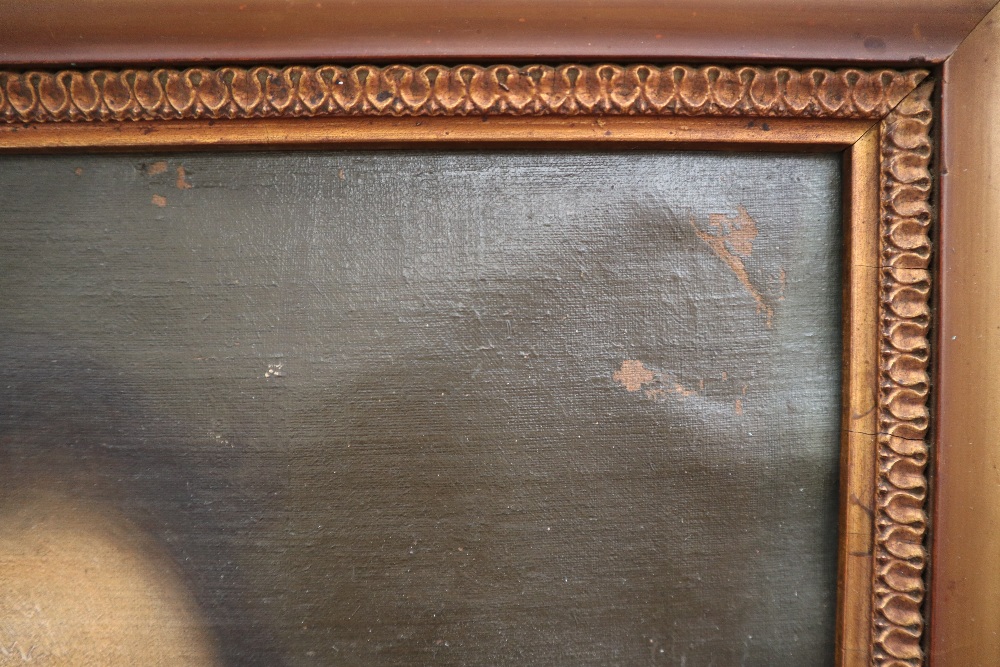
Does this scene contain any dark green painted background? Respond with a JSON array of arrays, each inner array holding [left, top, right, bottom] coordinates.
[[0, 150, 842, 665]]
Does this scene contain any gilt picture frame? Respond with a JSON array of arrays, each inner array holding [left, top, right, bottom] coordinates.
[[1, 2, 997, 666]]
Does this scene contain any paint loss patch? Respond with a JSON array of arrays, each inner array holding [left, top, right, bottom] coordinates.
[[691, 205, 777, 328], [176, 166, 193, 190], [145, 160, 168, 176], [613, 360, 748, 415], [612, 360, 700, 402], [611, 360, 654, 393], [143, 160, 193, 190]]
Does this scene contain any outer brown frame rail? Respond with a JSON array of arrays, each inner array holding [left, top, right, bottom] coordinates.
[[0, 0, 994, 66], [0, 63, 934, 667]]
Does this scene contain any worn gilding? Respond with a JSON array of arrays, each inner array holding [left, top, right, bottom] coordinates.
[[0, 65, 926, 123], [873, 80, 932, 667]]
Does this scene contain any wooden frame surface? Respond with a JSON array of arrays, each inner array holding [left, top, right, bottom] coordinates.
[[2, 1, 998, 665], [0, 0, 994, 66], [0, 60, 934, 667], [932, 3, 1000, 664]]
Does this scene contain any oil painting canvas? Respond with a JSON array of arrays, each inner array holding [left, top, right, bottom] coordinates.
[[0, 150, 842, 665]]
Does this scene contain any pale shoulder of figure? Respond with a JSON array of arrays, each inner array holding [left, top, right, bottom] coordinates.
[[0, 487, 220, 666]]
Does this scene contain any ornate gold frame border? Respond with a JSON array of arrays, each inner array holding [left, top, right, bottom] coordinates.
[[0, 63, 933, 667], [875, 81, 932, 667], [0, 64, 925, 122]]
